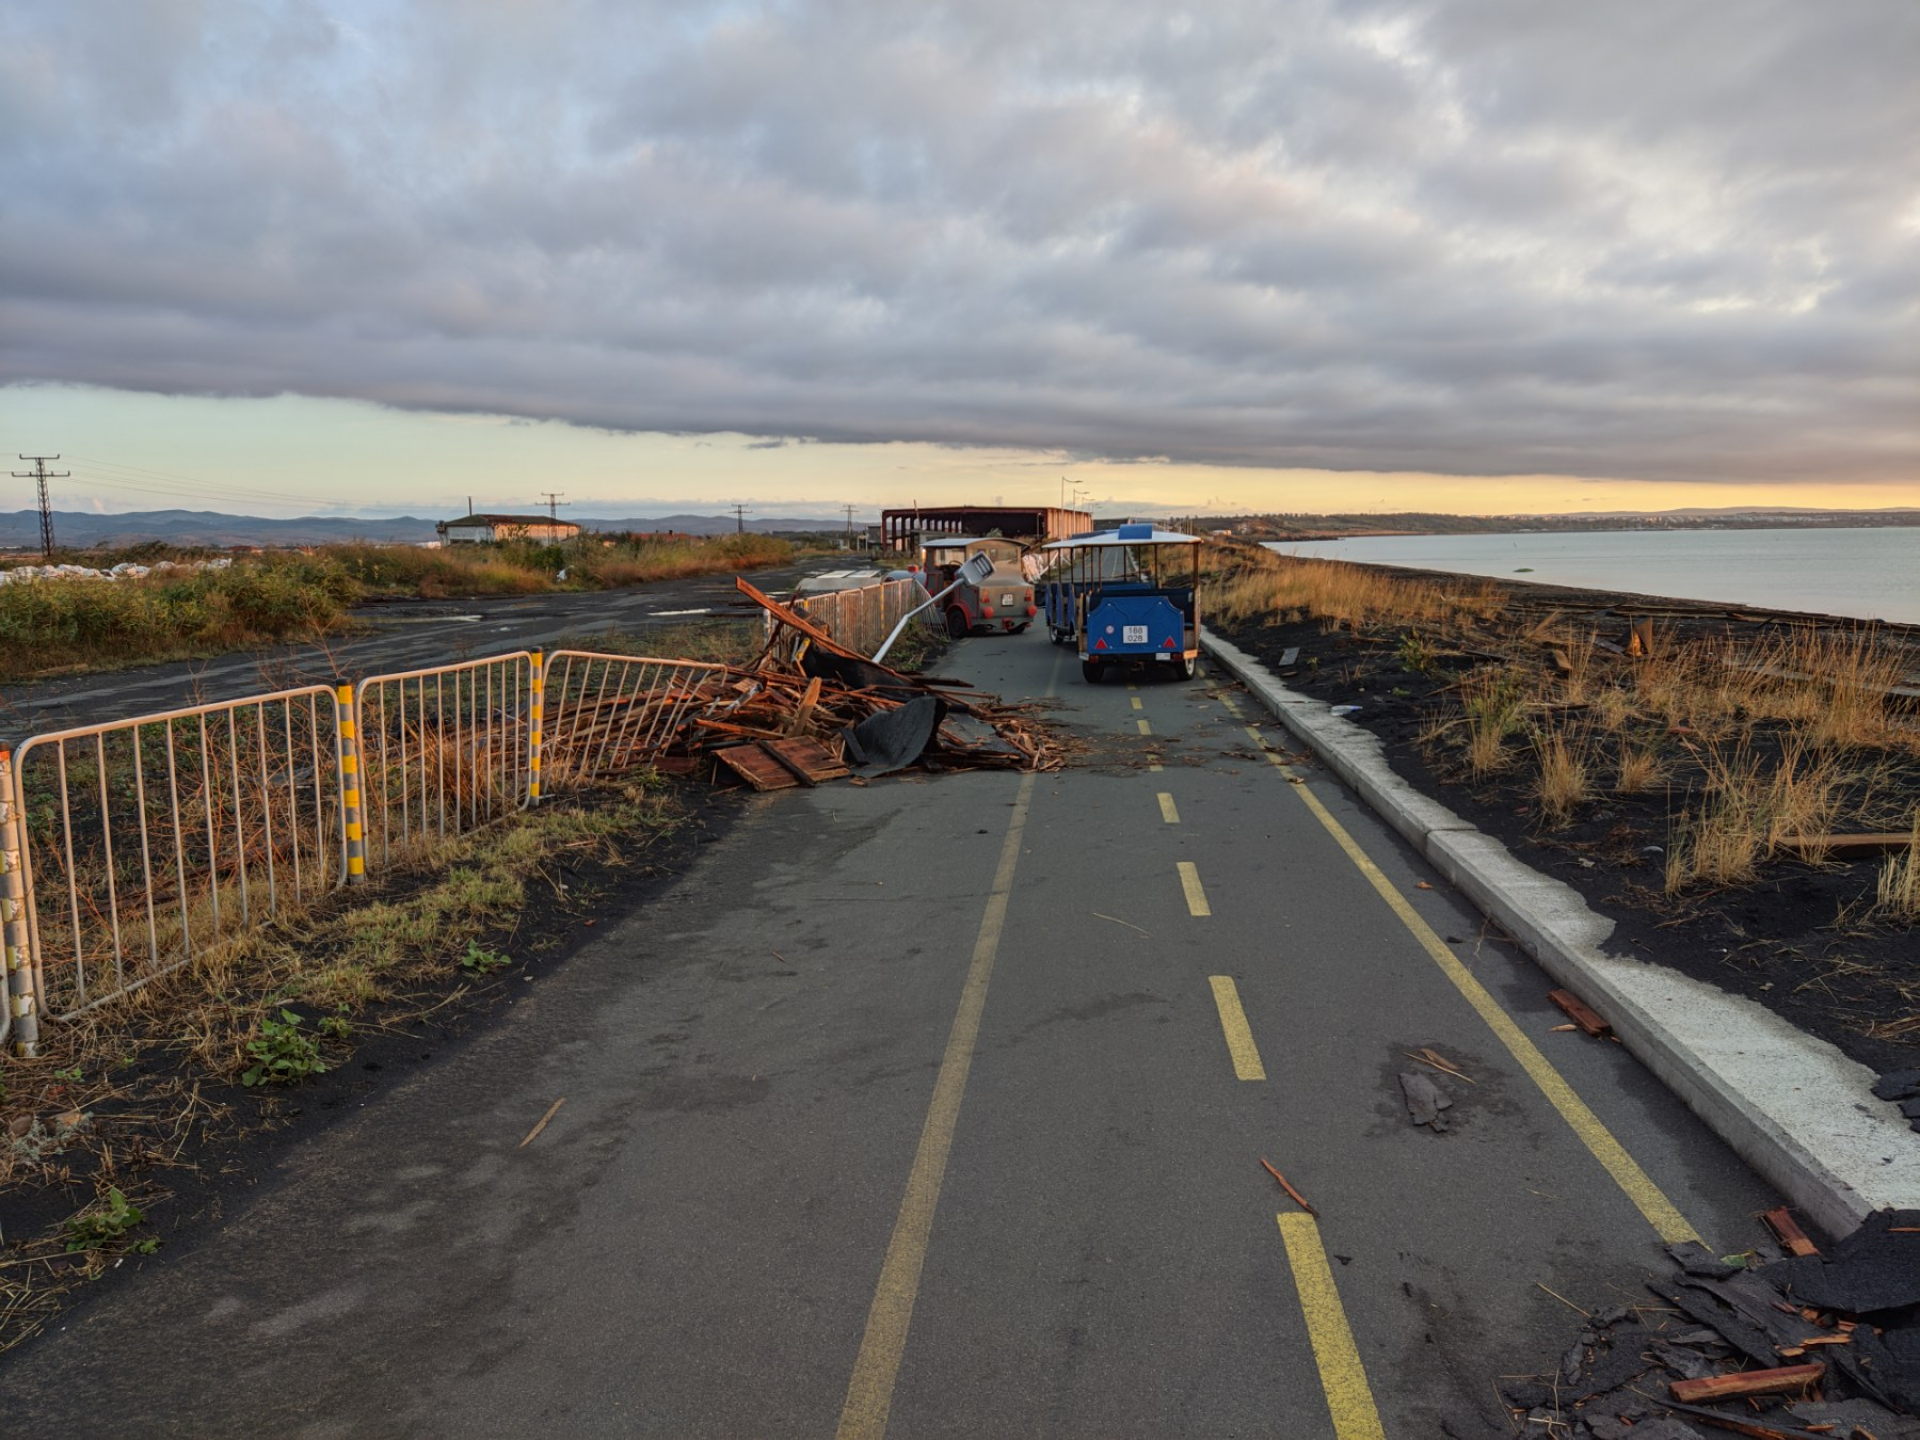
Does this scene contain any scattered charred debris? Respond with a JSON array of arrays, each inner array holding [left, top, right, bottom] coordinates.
[[1504, 1208, 1920, 1438]]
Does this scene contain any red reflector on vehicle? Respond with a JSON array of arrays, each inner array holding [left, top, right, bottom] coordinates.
[[1094, 638, 1108, 650], [1163, 637, 1176, 648]]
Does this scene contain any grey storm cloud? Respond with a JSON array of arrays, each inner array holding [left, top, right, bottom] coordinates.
[[2, 0, 1915, 485]]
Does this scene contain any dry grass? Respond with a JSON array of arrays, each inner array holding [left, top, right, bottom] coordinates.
[[1533, 730, 1592, 827], [1874, 811, 1920, 923], [1613, 739, 1667, 795], [1664, 740, 1847, 892], [1460, 671, 1527, 780], [1206, 547, 1505, 633]]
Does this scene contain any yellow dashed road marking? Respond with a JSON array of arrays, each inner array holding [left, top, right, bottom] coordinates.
[[1177, 860, 1211, 916], [1157, 792, 1180, 824], [1207, 976, 1266, 1079], [1276, 1214, 1386, 1440]]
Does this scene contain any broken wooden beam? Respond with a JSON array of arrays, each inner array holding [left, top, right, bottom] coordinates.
[[1760, 1206, 1820, 1258], [1777, 832, 1916, 860], [1547, 989, 1611, 1038], [1668, 1362, 1824, 1404]]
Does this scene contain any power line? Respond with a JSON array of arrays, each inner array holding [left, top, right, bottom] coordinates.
[[843, 504, 858, 547], [539, 492, 569, 523], [731, 503, 751, 535], [12, 455, 69, 558]]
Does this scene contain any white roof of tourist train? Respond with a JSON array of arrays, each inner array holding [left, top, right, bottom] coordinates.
[[1039, 522, 1201, 549]]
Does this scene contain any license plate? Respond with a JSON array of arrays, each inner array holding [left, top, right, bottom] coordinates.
[[1000, 593, 1016, 606], [1123, 625, 1148, 644]]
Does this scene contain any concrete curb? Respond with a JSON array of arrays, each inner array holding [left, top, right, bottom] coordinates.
[[1203, 629, 1920, 1239]]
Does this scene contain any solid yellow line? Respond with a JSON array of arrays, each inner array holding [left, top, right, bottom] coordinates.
[[1207, 976, 1266, 1079], [1177, 860, 1211, 917], [1220, 695, 1700, 1244], [1276, 1214, 1386, 1440], [1137, 718, 1153, 736], [836, 770, 1039, 1440], [1157, 792, 1180, 824], [1131, 696, 1144, 710]]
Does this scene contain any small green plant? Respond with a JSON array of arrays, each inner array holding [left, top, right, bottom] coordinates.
[[1397, 630, 1435, 675], [53, 1065, 83, 1083], [65, 1188, 155, 1253], [461, 940, 511, 975], [318, 1014, 352, 1040], [241, 1010, 329, 1087]]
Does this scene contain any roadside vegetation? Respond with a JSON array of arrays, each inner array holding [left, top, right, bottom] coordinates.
[[1204, 541, 1920, 1061], [1, 533, 794, 679]]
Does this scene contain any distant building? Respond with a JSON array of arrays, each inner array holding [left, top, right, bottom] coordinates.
[[880, 505, 1090, 551], [436, 513, 582, 545]]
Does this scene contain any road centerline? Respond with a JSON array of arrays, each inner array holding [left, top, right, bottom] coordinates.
[[1177, 860, 1211, 916], [1207, 976, 1266, 1080], [1157, 792, 1180, 824], [1276, 1214, 1387, 1440]]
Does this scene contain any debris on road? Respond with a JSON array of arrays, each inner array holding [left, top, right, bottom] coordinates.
[[1548, 987, 1614, 1038], [518, 1098, 566, 1149], [1404, 1046, 1474, 1084], [1259, 1158, 1318, 1217], [582, 578, 1066, 788], [1398, 1071, 1453, 1131], [1760, 1206, 1820, 1258], [1502, 1209, 1920, 1437], [1670, 1362, 1824, 1403]]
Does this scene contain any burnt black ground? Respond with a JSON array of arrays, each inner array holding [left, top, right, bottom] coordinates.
[[1210, 603, 1920, 1082]]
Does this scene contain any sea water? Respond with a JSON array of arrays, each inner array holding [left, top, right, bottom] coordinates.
[[1268, 527, 1920, 625]]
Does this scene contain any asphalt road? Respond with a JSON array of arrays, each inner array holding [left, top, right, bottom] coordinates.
[[0, 561, 814, 737], [0, 629, 1779, 1437]]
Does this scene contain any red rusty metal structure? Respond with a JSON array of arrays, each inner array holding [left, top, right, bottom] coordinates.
[[880, 505, 1090, 552]]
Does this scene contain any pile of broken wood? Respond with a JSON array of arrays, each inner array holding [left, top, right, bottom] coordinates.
[[1507, 1207, 1920, 1439], [631, 578, 1063, 792]]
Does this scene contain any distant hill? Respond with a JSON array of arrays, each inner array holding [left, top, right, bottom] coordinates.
[[0, 509, 857, 549]]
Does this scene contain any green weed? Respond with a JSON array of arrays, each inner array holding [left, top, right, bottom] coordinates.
[[64, 1189, 157, 1254], [240, 1010, 328, 1087]]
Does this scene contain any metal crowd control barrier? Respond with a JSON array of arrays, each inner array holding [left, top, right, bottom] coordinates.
[[783, 578, 928, 658], [7, 687, 347, 1020], [353, 652, 535, 869], [540, 651, 732, 791]]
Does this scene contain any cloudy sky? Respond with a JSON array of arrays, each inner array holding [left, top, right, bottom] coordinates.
[[3, 0, 1915, 519]]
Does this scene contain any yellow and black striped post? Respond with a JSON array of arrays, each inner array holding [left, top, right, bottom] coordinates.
[[335, 684, 367, 885], [0, 746, 41, 1057], [528, 650, 544, 803]]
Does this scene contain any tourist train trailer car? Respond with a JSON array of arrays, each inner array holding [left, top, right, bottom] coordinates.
[[1038, 523, 1203, 682], [920, 537, 1037, 637]]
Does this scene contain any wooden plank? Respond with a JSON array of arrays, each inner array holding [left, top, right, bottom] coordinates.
[[1760, 1206, 1820, 1258], [713, 745, 800, 791], [764, 736, 849, 783], [1547, 988, 1611, 1038], [786, 676, 824, 735], [1669, 1362, 1824, 1404], [1777, 832, 1915, 860]]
